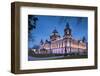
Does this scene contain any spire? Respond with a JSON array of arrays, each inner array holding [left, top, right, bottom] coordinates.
[[40, 39, 44, 45], [65, 22, 70, 29], [82, 36, 86, 42], [45, 39, 49, 43], [52, 26, 58, 34], [64, 22, 71, 31]]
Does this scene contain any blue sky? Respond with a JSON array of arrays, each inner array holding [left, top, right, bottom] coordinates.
[[28, 15, 88, 48]]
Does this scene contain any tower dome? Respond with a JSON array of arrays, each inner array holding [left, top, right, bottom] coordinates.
[[52, 29, 59, 35], [50, 28, 60, 41], [64, 23, 71, 34], [64, 23, 72, 39]]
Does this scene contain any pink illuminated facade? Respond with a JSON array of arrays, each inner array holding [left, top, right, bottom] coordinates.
[[38, 23, 87, 55]]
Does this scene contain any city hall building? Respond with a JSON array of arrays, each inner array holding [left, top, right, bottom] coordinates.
[[36, 23, 87, 55]]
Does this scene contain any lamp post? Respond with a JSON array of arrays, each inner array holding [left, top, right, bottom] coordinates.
[[78, 40, 80, 55], [69, 39, 71, 55], [64, 39, 67, 56]]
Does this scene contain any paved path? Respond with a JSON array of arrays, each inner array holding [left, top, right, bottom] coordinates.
[[28, 56, 64, 61]]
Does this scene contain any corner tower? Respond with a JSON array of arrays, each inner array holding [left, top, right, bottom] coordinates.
[[64, 23, 72, 39], [63, 23, 72, 54]]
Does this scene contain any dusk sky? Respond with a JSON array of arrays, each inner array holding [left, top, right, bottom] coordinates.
[[28, 15, 88, 48]]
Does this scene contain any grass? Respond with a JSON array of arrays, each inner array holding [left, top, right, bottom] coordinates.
[[28, 50, 88, 61]]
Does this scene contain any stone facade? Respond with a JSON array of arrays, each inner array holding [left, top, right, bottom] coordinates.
[[37, 23, 87, 55]]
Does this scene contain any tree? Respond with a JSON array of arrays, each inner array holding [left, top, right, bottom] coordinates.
[[28, 15, 38, 42]]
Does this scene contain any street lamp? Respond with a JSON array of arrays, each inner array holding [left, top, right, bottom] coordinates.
[[78, 40, 80, 55]]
